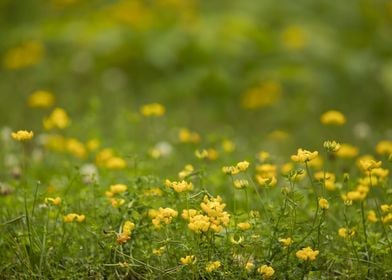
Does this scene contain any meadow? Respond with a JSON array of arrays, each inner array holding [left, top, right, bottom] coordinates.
[[1, 0, 392, 279]]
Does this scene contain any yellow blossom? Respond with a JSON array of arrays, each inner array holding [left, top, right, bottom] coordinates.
[[117, 220, 135, 244], [43, 108, 70, 130], [28, 90, 55, 108], [279, 237, 293, 247], [338, 227, 356, 238], [111, 198, 125, 208], [376, 140, 392, 156], [320, 110, 346, 126], [165, 179, 193, 193], [178, 164, 194, 179], [245, 262, 255, 272], [257, 264, 275, 279], [149, 207, 178, 229], [237, 161, 250, 171], [140, 103, 165, 117], [296, 247, 319, 261], [63, 213, 85, 223], [152, 246, 165, 256], [359, 159, 382, 172], [323, 140, 341, 153], [233, 179, 249, 189], [237, 222, 251, 231], [178, 128, 200, 144], [367, 210, 378, 223], [66, 138, 87, 159], [180, 255, 196, 265], [3, 40, 44, 69], [205, 261, 221, 272], [336, 143, 359, 158], [11, 130, 34, 141], [222, 139, 235, 153], [291, 149, 318, 163], [241, 80, 282, 110], [45, 197, 61, 206], [314, 171, 336, 191], [109, 184, 128, 195]]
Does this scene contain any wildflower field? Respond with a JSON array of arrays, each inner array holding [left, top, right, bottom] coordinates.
[[1, 0, 392, 279]]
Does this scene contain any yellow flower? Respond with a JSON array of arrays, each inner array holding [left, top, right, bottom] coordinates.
[[28, 90, 55, 108], [63, 213, 85, 223], [111, 198, 125, 208], [245, 262, 255, 272], [222, 139, 235, 153], [178, 164, 194, 179], [3, 40, 44, 70], [314, 172, 336, 191], [230, 235, 244, 245], [11, 130, 34, 141], [319, 198, 329, 210], [233, 179, 249, 189], [236, 161, 250, 172], [381, 204, 392, 213], [205, 261, 221, 272], [291, 148, 318, 163], [323, 140, 341, 153], [43, 108, 70, 130], [140, 103, 165, 117], [180, 255, 196, 265], [222, 165, 240, 175], [66, 138, 87, 159], [149, 207, 178, 229], [152, 246, 165, 256], [257, 264, 275, 279], [281, 25, 307, 50], [241, 80, 282, 110], [45, 197, 61, 206], [178, 128, 200, 144], [367, 210, 378, 223], [237, 222, 251, 231], [375, 140, 392, 156], [86, 138, 100, 151], [336, 143, 359, 158], [279, 237, 293, 247], [165, 179, 193, 193], [359, 159, 382, 172], [338, 227, 356, 238], [117, 220, 135, 244], [109, 184, 128, 195], [296, 247, 319, 261], [320, 110, 346, 125]]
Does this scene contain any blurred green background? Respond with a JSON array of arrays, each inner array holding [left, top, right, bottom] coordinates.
[[1, 0, 392, 153]]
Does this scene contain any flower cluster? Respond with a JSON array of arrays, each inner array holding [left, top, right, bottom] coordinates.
[[314, 171, 336, 191], [96, 148, 127, 169], [255, 163, 277, 187], [28, 90, 55, 108], [296, 247, 319, 261], [320, 110, 346, 125], [11, 130, 34, 141], [43, 108, 70, 130], [63, 213, 85, 223], [178, 128, 200, 144], [222, 160, 250, 175], [105, 184, 127, 208], [149, 207, 178, 229], [117, 221, 135, 244], [291, 148, 318, 163], [180, 255, 196, 265], [205, 261, 221, 272], [165, 179, 193, 193], [140, 103, 165, 117], [257, 264, 275, 279]]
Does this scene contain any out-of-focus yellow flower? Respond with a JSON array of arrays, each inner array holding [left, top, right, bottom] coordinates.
[[143, 187, 163, 197], [279, 237, 293, 247], [237, 161, 250, 171], [282, 25, 307, 50], [86, 138, 100, 151], [195, 149, 218, 160], [237, 222, 251, 231], [319, 198, 329, 210], [140, 103, 165, 117], [106, 184, 128, 197], [367, 210, 378, 223], [43, 108, 70, 130], [241, 80, 282, 110], [336, 143, 359, 158], [149, 208, 178, 229], [376, 140, 392, 156], [267, 130, 290, 141], [111, 198, 125, 208], [152, 246, 165, 256], [28, 90, 55, 108], [11, 130, 34, 141], [179, 128, 200, 144], [359, 159, 382, 172], [257, 264, 275, 279], [233, 179, 249, 189], [338, 227, 356, 238], [63, 213, 85, 223], [3, 40, 44, 70], [296, 247, 319, 261], [66, 138, 87, 159], [180, 255, 196, 265], [205, 261, 221, 273], [178, 164, 194, 179], [45, 197, 61, 206], [320, 110, 346, 126], [382, 213, 392, 224], [245, 261, 255, 272], [314, 171, 336, 191], [222, 139, 235, 153], [291, 149, 318, 163], [165, 179, 193, 193]]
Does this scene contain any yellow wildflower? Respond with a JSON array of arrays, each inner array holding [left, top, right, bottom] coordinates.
[[233, 179, 249, 189], [237, 161, 250, 171], [63, 213, 85, 223], [205, 261, 221, 273], [165, 179, 193, 193], [45, 197, 61, 206], [111, 198, 125, 208], [257, 264, 275, 279], [314, 171, 336, 191], [222, 139, 235, 153], [376, 140, 392, 156], [237, 222, 251, 231], [117, 220, 135, 244], [178, 164, 194, 179], [338, 227, 356, 238], [320, 110, 346, 126], [43, 108, 70, 130], [368, 210, 378, 223], [296, 247, 319, 261], [319, 198, 329, 210], [336, 143, 359, 158], [3, 40, 44, 69], [180, 255, 196, 265], [149, 207, 178, 229], [11, 130, 34, 141], [140, 103, 165, 117], [279, 237, 293, 247], [178, 128, 200, 144], [291, 148, 318, 163], [323, 140, 341, 153], [152, 246, 165, 256], [245, 261, 255, 272], [28, 90, 55, 108], [241, 80, 282, 110]]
